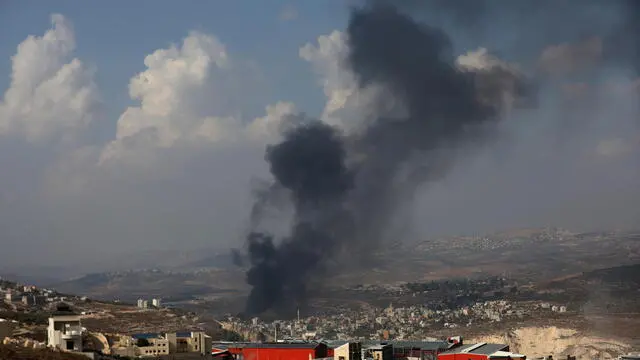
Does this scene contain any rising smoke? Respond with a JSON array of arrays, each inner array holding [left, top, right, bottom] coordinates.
[[245, 121, 354, 315], [240, 0, 640, 316], [241, 2, 529, 316]]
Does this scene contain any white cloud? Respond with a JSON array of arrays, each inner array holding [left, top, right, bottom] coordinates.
[[113, 31, 230, 146], [456, 47, 532, 114], [456, 47, 518, 73], [300, 31, 378, 133], [0, 14, 301, 268], [0, 14, 99, 144], [246, 101, 297, 142], [300, 30, 413, 133], [102, 31, 296, 164]]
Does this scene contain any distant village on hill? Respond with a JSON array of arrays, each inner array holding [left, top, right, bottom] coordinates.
[[1, 255, 640, 360]]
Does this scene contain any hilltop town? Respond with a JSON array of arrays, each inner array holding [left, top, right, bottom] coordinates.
[[1, 257, 640, 359], [2, 228, 640, 359]]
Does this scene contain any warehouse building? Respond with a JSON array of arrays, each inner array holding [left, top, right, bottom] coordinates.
[[358, 337, 461, 360], [224, 341, 329, 360]]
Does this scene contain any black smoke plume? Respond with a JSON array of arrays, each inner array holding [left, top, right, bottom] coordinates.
[[240, 0, 639, 316], [240, 2, 525, 317], [245, 121, 353, 315]]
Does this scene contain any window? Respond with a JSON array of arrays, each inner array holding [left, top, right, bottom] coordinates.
[[66, 341, 74, 350], [339, 357, 345, 360]]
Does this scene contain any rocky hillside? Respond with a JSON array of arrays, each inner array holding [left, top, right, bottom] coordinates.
[[471, 326, 634, 359]]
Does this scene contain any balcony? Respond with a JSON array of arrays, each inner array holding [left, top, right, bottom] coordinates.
[[60, 327, 83, 338]]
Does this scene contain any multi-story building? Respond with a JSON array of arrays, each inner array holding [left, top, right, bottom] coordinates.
[[4, 290, 21, 303], [167, 331, 212, 355], [47, 303, 84, 352], [22, 294, 46, 306], [130, 331, 212, 357], [152, 298, 161, 308], [136, 298, 150, 309], [132, 333, 170, 357]]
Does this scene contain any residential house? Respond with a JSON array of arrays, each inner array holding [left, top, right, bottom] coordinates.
[[167, 331, 212, 355], [132, 333, 170, 357], [47, 303, 84, 352]]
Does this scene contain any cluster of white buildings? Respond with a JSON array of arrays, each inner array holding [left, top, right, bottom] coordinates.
[[45, 302, 212, 358], [1, 284, 56, 307], [136, 297, 161, 309]]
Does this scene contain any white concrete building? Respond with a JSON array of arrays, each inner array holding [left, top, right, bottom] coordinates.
[[152, 298, 161, 308], [47, 303, 84, 352], [333, 341, 362, 360]]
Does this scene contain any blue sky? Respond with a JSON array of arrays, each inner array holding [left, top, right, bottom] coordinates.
[[0, 1, 348, 121]]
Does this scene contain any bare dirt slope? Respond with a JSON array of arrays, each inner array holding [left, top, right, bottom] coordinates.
[[471, 326, 634, 359]]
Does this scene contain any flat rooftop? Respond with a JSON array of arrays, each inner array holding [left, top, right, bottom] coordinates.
[[440, 343, 509, 355]]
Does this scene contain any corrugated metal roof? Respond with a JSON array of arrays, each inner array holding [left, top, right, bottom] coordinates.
[[389, 341, 451, 350], [365, 344, 391, 350], [441, 343, 508, 355], [470, 343, 508, 355], [361, 340, 450, 351], [490, 350, 525, 358], [229, 342, 323, 349], [325, 340, 350, 348]]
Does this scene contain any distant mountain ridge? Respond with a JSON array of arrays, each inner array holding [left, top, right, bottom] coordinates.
[[41, 227, 640, 302], [51, 268, 247, 302]]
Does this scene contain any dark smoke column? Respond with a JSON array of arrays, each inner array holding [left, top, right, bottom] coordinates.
[[244, 121, 353, 316], [241, 1, 531, 316], [345, 2, 515, 251]]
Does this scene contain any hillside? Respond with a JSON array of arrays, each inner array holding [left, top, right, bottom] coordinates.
[[0, 344, 89, 360], [537, 263, 640, 317], [471, 326, 633, 359], [47, 228, 640, 307], [52, 268, 247, 302]]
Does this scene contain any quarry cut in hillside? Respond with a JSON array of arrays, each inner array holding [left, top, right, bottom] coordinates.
[[471, 326, 633, 360]]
